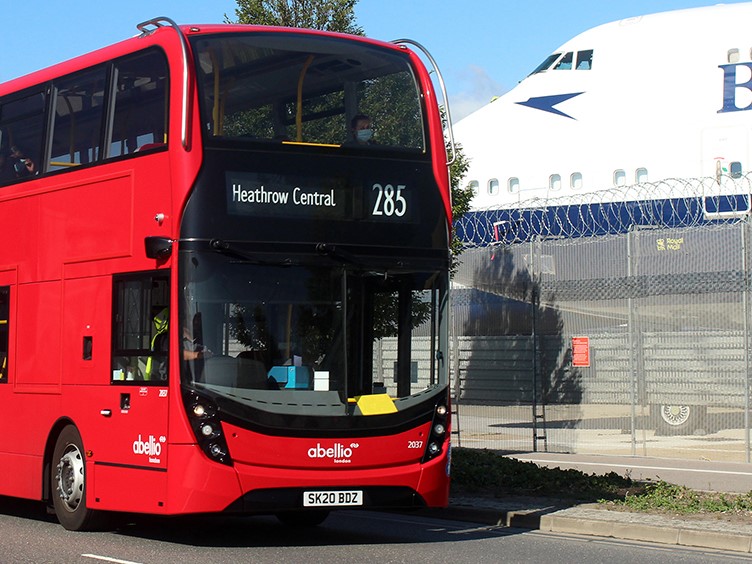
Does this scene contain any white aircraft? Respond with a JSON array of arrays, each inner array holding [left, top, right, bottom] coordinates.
[[454, 2, 752, 235]]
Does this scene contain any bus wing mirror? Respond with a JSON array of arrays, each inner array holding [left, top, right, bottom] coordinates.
[[145, 236, 173, 259]]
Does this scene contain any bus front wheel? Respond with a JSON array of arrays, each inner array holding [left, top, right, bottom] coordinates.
[[51, 425, 105, 531]]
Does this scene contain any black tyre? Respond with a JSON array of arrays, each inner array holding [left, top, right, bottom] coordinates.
[[51, 425, 106, 531], [275, 510, 330, 527]]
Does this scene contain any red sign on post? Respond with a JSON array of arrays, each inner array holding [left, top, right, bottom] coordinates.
[[572, 336, 590, 367]]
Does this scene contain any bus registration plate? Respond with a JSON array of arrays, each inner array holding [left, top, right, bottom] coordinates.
[[303, 490, 363, 507]]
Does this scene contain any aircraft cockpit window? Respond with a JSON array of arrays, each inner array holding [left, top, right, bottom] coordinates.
[[530, 53, 561, 75], [529, 49, 592, 75], [576, 50, 593, 70], [554, 52, 574, 70]]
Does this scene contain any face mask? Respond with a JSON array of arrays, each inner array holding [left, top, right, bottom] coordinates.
[[356, 129, 373, 143]]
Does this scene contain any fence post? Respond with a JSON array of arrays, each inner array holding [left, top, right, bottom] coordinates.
[[627, 226, 649, 456], [450, 330, 461, 447], [530, 238, 548, 452], [743, 220, 751, 463]]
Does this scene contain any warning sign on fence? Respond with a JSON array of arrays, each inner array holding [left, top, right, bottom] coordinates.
[[572, 336, 590, 367]]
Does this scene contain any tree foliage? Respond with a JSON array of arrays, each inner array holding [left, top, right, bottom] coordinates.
[[230, 0, 363, 35], [449, 142, 473, 276]]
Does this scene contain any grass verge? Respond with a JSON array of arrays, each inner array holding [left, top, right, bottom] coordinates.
[[452, 448, 752, 516], [451, 447, 639, 501]]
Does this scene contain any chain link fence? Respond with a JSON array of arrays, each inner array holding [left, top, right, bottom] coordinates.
[[451, 176, 752, 462]]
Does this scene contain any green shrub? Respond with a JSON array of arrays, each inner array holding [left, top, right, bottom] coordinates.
[[611, 480, 752, 514]]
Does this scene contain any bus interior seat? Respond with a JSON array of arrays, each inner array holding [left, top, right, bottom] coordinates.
[[135, 142, 166, 152], [200, 355, 238, 387], [236, 357, 274, 389]]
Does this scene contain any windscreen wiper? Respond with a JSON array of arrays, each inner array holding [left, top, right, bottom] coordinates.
[[315, 243, 360, 265], [209, 239, 294, 266]]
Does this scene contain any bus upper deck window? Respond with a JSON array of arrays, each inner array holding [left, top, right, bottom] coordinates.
[[49, 68, 108, 171], [0, 91, 45, 183], [193, 34, 425, 151], [107, 50, 168, 158]]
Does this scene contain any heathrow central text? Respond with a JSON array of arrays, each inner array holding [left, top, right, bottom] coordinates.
[[232, 184, 336, 207]]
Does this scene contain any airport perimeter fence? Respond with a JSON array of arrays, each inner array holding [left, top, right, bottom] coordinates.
[[449, 175, 752, 463]]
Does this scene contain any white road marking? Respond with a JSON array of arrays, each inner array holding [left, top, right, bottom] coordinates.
[[81, 555, 143, 564]]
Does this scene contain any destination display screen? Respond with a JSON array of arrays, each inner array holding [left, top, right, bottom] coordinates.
[[226, 171, 415, 223]]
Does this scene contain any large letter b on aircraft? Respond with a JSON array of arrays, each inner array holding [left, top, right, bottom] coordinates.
[[719, 63, 752, 113]]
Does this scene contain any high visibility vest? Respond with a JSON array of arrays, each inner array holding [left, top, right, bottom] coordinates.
[[145, 308, 169, 380]]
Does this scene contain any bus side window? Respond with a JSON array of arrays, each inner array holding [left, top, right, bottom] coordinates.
[[49, 67, 108, 171], [0, 286, 9, 383], [0, 91, 46, 184], [107, 49, 169, 158], [111, 272, 170, 383]]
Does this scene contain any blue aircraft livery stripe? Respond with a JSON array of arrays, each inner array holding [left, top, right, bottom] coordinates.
[[515, 92, 584, 119]]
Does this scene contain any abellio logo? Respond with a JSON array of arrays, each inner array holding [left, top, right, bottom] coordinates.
[[133, 434, 166, 464], [307, 442, 359, 464]]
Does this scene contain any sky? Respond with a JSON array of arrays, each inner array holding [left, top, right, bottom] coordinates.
[[1, 0, 750, 121]]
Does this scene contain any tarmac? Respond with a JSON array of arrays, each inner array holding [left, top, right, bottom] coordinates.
[[428, 494, 752, 554]]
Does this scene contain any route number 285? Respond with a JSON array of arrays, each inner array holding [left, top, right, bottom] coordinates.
[[372, 184, 407, 217]]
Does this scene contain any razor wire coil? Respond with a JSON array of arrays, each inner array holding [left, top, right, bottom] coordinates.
[[456, 174, 752, 248]]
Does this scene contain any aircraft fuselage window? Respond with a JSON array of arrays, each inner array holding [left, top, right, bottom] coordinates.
[[549, 174, 561, 191], [570, 172, 583, 190], [488, 178, 499, 195]]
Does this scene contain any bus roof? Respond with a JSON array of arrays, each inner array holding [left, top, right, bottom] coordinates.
[[0, 21, 409, 97]]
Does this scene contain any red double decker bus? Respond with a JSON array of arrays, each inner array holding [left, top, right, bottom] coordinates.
[[0, 18, 452, 530]]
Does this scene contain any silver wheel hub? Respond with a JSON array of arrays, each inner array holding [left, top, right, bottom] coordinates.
[[55, 445, 84, 512]]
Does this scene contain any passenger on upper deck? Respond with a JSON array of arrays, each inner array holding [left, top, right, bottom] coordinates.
[[346, 114, 375, 145], [9, 146, 36, 177]]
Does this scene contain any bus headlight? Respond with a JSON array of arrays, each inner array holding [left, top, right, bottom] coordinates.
[[422, 397, 450, 463], [183, 390, 232, 466]]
